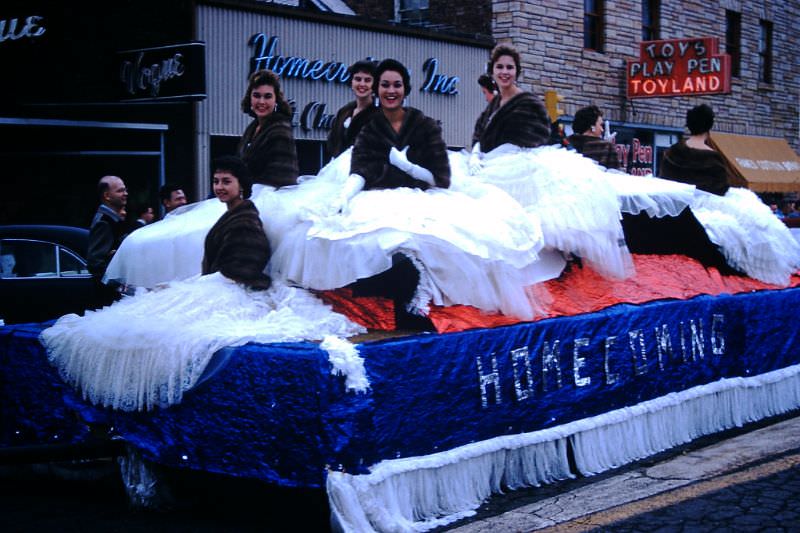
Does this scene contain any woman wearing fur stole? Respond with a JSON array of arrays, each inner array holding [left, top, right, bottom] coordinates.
[[659, 104, 800, 285], [326, 60, 381, 159], [269, 59, 550, 320], [237, 69, 299, 187], [458, 44, 634, 281]]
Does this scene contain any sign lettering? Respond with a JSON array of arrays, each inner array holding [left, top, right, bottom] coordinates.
[[0, 15, 46, 44], [476, 313, 727, 408], [117, 42, 206, 102], [627, 37, 731, 98], [248, 33, 460, 97]]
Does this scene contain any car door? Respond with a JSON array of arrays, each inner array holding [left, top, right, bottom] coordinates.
[[0, 238, 96, 324]]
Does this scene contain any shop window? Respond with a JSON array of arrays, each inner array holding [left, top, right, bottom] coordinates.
[[584, 0, 604, 52], [758, 19, 773, 84], [641, 0, 660, 41], [398, 0, 430, 25], [725, 10, 741, 78]]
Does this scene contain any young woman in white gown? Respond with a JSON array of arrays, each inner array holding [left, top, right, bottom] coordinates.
[[458, 46, 799, 286], [659, 104, 800, 286], [460, 44, 635, 280], [42, 157, 364, 412], [268, 59, 552, 320]]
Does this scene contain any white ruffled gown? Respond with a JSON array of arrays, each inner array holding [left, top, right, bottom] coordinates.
[[689, 187, 800, 285], [452, 144, 637, 279], [105, 150, 553, 320], [453, 141, 800, 286], [269, 150, 557, 319], [41, 274, 366, 411]]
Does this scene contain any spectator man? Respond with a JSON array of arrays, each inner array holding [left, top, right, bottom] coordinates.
[[132, 205, 155, 229], [160, 184, 187, 214], [87, 175, 128, 281]]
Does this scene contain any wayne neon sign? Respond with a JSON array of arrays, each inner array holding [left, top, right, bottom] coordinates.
[[627, 37, 731, 98]]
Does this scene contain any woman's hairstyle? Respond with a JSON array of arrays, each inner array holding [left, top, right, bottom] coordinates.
[[348, 59, 377, 79], [490, 44, 522, 79], [240, 69, 291, 119], [572, 105, 603, 135], [477, 74, 496, 92], [686, 104, 715, 135], [212, 155, 253, 199], [374, 58, 412, 95]]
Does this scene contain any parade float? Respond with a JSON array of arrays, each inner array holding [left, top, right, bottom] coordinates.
[[2, 251, 800, 532]]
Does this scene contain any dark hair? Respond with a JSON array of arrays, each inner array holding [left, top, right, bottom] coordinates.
[[490, 44, 522, 79], [240, 69, 291, 119], [686, 104, 715, 135], [374, 58, 412, 96], [159, 183, 183, 203], [572, 105, 603, 135], [212, 156, 253, 199], [348, 59, 377, 79], [478, 74, 496, 92]]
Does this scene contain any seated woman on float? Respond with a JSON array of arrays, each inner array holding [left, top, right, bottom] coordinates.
[[455, 44, 633, 280], [104, 70, 299, 289], [269, 58, 548, 320], [659, 104, 800, 285]]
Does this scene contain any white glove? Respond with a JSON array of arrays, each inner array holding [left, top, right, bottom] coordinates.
[[604, 120, 617, 142], [313, 174, 364, 217], [389, 146, 436, 187], [342, 173, 365, 202], [335, 174, 365, 215], [468, 142, 483, 175]]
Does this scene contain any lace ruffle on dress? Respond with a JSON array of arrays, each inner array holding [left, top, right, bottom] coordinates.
[[269, 151, 555, 320], [452, 144, 635, 280], [41, 274, 365, 411], [690, 187, 800, 285]]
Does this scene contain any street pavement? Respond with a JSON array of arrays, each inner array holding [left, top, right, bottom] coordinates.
[[441, 412, 800, 532]]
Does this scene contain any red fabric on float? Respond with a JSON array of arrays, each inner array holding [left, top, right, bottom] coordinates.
[[429, 255, 800, 333], [317, 288, 396, 331], [320, 255, 800, 334]]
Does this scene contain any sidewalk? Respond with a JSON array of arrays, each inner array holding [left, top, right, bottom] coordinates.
[[443, 412, 800, 532]]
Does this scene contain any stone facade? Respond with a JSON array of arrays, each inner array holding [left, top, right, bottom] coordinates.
[[490, 0, 799, 149]]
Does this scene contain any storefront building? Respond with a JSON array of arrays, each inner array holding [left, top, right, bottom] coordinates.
[[2, 1, 797, 226], [195, 1, 491, 197], [490, 0, 800, 182]]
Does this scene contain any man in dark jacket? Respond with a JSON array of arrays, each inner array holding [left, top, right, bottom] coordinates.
[[87, 176, 128, 304]]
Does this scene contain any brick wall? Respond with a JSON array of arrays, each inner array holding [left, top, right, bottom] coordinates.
[[491, 0, 800, 149]]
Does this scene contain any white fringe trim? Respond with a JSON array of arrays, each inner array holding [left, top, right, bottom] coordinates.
[[322, 336, 369, 393], [327, 364, 800, 532]]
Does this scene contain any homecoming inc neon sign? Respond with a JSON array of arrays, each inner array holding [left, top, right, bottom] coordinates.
[[250, 34, 351, 83], [248, 33, 460, 96], [626, 37, 731, 99]]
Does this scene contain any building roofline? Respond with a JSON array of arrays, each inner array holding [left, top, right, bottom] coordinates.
[[199, 0, 494, 48]]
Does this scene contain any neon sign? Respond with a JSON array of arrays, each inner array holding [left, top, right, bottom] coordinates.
[[117, 42, 206, 101], [248, 34, 460, 97], [0, 15, 45, 44], [627, 37, 731, 98], [250, 34, 351, 83]]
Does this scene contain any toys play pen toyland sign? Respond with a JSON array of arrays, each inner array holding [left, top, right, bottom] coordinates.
[[627, 37, 731, 98]]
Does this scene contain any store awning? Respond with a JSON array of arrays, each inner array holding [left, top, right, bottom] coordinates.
[[710, 132, 800, 193]]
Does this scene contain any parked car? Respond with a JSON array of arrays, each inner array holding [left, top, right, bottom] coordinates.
[[0, 225, 99, 325]]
